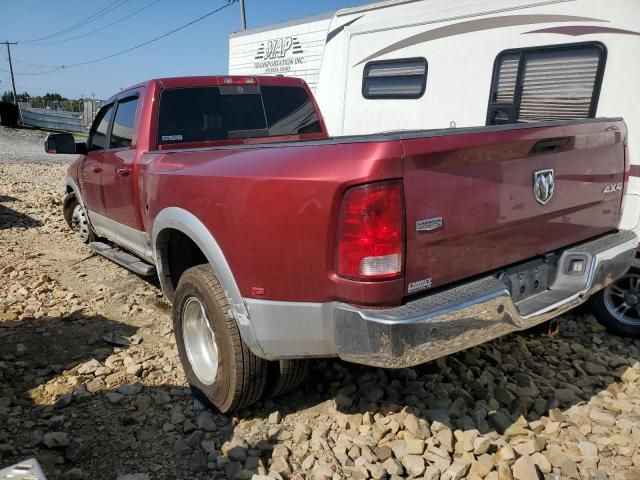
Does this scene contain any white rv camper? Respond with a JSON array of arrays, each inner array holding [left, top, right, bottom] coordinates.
[[229, 0, 640, 334]]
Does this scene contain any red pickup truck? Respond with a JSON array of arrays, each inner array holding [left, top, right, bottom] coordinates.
[[46, 75, 637, 412]]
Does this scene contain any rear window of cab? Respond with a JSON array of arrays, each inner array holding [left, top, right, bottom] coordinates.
[[157, 85, 322, 144]]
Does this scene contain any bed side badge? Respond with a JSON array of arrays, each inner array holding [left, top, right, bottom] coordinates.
[[416, 216, 443, 232]]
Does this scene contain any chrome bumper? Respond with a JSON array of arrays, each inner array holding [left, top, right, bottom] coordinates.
[[334, 230, 638, 368]]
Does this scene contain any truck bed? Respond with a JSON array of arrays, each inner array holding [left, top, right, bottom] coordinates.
[[143, 117, 627, 306]]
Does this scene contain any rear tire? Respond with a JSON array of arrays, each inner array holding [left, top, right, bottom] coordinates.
[[173, 264, 268, 413], [265, 359, 308, 398], [63, 193, 96, 244], [589, 267, 640, 338]]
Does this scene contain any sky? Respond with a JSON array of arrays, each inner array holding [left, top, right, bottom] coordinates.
[[0, 0, 369, 99]]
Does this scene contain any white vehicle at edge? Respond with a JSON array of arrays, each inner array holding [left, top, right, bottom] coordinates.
[[229, 0, 640, 336]]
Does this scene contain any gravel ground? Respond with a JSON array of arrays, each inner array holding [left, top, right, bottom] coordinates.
[[2, 125, 640, 480], [0, 127, 78, 165]]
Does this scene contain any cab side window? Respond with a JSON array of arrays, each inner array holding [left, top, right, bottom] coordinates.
[[110, 96, 139, 149], [88, 104, 114, 151]]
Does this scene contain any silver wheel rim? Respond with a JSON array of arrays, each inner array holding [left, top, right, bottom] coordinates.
[[71, 203, 91, 242], [182, 296, 219, 385], [604, 273, 640, 326]]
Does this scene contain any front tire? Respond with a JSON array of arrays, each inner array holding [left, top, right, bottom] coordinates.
[[173, 264, 268, 413], [63, 193, 96, 244], [589, 267, 640, 338]]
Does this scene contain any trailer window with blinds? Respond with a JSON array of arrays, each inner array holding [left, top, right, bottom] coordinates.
[[487, 43, 606, 125], [362, 58, 427, 99]]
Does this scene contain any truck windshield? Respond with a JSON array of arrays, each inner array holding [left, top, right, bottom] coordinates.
[[158, 85, 322, 144]]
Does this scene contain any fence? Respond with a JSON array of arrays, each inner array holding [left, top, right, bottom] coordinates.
[[20, 107, 85, 133]]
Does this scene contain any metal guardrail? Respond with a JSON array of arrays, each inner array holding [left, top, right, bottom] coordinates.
[[20, 107, 85, 133]]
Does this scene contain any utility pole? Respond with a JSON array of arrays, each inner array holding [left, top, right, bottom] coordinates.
[[240, 0, 246, 30], [2, 41, 21, 122]]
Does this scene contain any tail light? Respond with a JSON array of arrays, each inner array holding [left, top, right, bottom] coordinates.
[[336, 181, 404, 280]]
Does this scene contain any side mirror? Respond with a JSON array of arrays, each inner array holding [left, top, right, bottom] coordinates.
[[45, 133, 76, 154]]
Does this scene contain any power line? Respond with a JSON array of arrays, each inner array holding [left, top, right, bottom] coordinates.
[[64, 1, 236, 68], [18, 0, 131, 44], [12, 59, 56, 68], [6, 1, 236, 75], [28, 0, 163, 46], [0, 66, 61, 76]]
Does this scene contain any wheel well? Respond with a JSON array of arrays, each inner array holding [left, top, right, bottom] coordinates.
[[157, 228, 208, 296]]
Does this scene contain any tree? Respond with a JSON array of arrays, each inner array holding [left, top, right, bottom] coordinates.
[[1, 90, 13, 103]]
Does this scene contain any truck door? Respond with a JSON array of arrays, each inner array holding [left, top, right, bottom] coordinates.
[[81, 103, 114, 217], [101, 93, 146, 254]]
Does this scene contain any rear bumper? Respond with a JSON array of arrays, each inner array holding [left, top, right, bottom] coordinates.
[[334, 230, 638, 368]]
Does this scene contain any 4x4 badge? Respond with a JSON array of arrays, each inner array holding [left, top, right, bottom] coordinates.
[[534, 169, 554, 205]]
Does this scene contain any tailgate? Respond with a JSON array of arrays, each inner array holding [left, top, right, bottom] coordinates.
[[401, 119, 627, 297]]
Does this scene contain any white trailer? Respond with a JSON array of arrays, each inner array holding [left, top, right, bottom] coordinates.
[[229, 0, 640, 335]]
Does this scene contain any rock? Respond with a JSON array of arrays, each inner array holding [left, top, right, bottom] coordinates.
[[85, 377, 105, 393], [494, 387, 516, 405], [77, 359, 101, 375], [402, 455, 426, 477], [497, 462, 513, 480], [62, 468, 84, 480], [390, 439, 407, 459], [442, 460, 471, 480], [578, 440, 599, 458], [361, 383, 384, 402], [105, 392, 124, 404], [588, 408, 616, 427], [173, 437, 192, 456], [374, 445, 392, 461], [312, 463, 334, 480], [424, 466, 442, 480], [335, 392, 353, 408], [225, 462, 243, 478], [437, 429, 454, 452], [560, 459, 580, 479], [382, 458, 403, 476], [118, 384, 143, 395], [270, 457, 292, 477], [473, 436, 491, 455], [406, 438, 424, 455], [271, 444, 289, 458], [43, 431, 69, 448], [584, 362, 607, 375], [512, 438, 544, 456], [268, 410, 282, 425], [293, 423, 312, 443], [512, 455, 542, 480], [196, 410, 217, 431], [54, 393, 74, 409], [470, 460, 491, 478], [495, 445, 515, 464], [116, 475, 150, 480], [530, 453, 551, 474], [489, 411, 512, 433], [189, 449, 207, 472]]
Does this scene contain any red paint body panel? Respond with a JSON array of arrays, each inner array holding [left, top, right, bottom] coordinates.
[[141, 140, 406, 305], [401, 121, 626, 295], [66, 75, 627, 308]]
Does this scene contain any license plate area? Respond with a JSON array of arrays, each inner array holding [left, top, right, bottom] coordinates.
[[497, 259, 551, 303]]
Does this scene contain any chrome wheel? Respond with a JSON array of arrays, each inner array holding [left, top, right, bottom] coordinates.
[[70, 203, 91, 242], [604, 273, 640, 326], [182, 296, 219, 385]]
